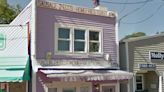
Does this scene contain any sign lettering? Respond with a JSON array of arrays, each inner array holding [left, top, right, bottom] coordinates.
[[37, 0, 115, 17], [139, 64, 156, 70], [150, 52, 164, 60]]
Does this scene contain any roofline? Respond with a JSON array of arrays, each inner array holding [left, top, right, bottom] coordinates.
[[37, 0, 117, 18], [121, 33, 164, 43], [10, 1, 32, 25]]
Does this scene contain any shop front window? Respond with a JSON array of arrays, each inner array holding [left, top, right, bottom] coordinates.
[[48, 88, 57, 92], [80, 86, 89, 92], [0, 83, 8, 92], [63, 87, 76, 92], [102, 86, 115, 92]]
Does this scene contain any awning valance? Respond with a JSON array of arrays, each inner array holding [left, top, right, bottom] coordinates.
[[38, 70, 133, 82], [0, 56, 30, 82]]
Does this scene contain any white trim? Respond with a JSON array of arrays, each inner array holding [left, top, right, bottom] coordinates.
[[10, 1, 32, 25], [31, 0, 36, 56], [100, 83, 118, 92], [115, 12, 119, 66], [127, 80, 130, 92], [31, 0, 37, 92], [133, 74, 136, 92], [125, 42, 129, 71], [26, 82, 28, 92], [136, 74, 144, 91], [122, 33, 164, 43], [159, 76, 162, 92], [117, 80, 120, 92], [54, 23, 103, 55]]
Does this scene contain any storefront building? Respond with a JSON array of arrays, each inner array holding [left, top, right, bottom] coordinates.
[[120, 34, 164, 92], [10, 0, 133, 92], [0, 25, 30, 92]]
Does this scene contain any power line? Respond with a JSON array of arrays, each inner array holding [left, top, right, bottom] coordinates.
[[101, 0, 153, 4], [119, 0, 128, 13], [118, 1, 148, 26], [121, 3, 164, 24]]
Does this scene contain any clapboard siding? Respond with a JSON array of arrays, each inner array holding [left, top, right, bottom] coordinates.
[[36, 7, 117, 62], [126, 36, 164, 92], [133, 42, 164, 73], [10, 4, 32, 25]]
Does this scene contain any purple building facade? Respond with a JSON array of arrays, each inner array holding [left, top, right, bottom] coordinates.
[[11, 0, 133, 92]]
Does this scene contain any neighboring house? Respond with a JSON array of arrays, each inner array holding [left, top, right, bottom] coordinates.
[[11, 0, 133, 92], [0, 25, 30, 92], [120, 34, 164, 92]]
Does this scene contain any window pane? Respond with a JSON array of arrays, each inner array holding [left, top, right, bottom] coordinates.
[[89, 42, 99, 52], [80, 86, 89, 92], [58, 40, 70, 51], [89, 31, 99, 41], [102, 86, 115, 92], [48, 88, 57, 92], [58, 28, 70, 39], [136, 83, 143, 90], [0, 83, 7, 92], [136, 76, 142, 82], [74, 41, 85, 51], [74, 29, 85, 40], [63, 87, 76, 92]]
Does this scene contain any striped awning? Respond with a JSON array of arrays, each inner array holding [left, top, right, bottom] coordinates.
[[39, 70, 133, 82], [0, 56, 30, 82]]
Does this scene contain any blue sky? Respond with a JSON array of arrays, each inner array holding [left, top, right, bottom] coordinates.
[[8, 0, 164, 39]]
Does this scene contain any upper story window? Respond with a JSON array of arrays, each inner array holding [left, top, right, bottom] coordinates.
[[55, 24, 102, 54], [58, 28, 70, 51]]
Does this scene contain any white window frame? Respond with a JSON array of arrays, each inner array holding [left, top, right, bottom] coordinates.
[[136, 74, 144, 91], [55, 23, 103, 55], [56, 27, 72, 53]]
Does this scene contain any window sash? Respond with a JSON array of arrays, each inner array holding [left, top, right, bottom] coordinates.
[[136, 75, 144, 91], [56, 26, 102, 54]]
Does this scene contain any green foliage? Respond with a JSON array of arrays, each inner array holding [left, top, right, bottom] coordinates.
[[122, 32, 146, 40], [0, 0, 21, 24]]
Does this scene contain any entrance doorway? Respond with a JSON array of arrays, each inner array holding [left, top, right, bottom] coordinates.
[[135, 71, 159, 92]]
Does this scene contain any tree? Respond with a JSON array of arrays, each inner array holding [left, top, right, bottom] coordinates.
[[0, 0, 21, 24], [122, 32, 146, 40]]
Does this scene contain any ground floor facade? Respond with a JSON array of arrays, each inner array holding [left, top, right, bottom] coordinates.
[[0, 82, 28, 92], [120, 34, 164, 92], [33, 69, 132, 92]]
